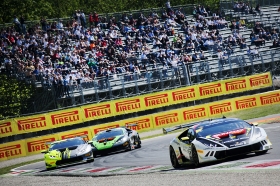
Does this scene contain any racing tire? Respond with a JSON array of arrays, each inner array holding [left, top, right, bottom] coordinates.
[[255, 150, 268, 155], [126, 141, 133, 151], [191, 145, 200, 167], [136, 136, 142, 148], [87, 159, 94, 163], [169, 146, 180, 168]]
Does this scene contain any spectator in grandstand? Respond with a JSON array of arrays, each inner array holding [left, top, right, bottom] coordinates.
[[218, 49, 227, 68], [165, 0, 172, 15], [255, 4, 262, 15], [278, 6, 280, 12], [270, 39, 279, 48], [271, 29, 279, 40], [250, 47, 260, 59]]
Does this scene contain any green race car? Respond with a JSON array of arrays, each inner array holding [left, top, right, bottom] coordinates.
[[41, 136, 94, 170], [89, 127, 141, 157]]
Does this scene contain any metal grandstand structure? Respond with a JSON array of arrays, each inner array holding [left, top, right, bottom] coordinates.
[[1, 2, 280, 117]]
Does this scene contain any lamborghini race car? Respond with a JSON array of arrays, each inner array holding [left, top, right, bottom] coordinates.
[[41, 136, 94, 169], [89, 126, 141, 157], [164, 117, 272, 168]]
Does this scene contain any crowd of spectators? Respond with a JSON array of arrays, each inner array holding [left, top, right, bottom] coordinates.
[[0, 1, 279, 98]]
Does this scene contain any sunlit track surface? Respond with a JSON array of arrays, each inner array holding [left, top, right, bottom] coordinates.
[[6, 123, 280, 176]]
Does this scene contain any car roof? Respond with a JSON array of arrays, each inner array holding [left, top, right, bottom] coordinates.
[[49, 137, 84, 145], [96, 127, 125, 135], [192, 118, 242, 128]]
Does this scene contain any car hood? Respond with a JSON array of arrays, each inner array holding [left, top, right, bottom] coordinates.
[[92, 135, 123, 150], [199, 128, 253, 148], [48, 144, 91, 158]]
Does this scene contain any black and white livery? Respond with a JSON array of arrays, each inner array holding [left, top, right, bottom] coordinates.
[[164, 118, 272, 168]]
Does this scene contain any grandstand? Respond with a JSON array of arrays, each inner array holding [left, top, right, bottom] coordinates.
[[0, 1, 280, 116]]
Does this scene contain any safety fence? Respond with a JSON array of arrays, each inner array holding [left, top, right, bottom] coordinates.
[[0, 72, 272, 138], [0, 87, 279, 161], [16, 48, 280, 115]]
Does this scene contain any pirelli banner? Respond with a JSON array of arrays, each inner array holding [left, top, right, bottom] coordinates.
[[0, 90, 280, 161], [0, 72, 273, 137], [81, 72, 272, 120]]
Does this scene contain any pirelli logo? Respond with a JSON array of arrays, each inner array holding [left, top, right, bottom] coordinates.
[[27, 138, 55, 152], [260, 93, 280, 105], [249, 74, 270, 87], [17, 116, 47, 131], [209, 102, 232, 115], [51, 111, 80, 125], [0, 144, 22, 159], [61, 131, 89, 140], [115, 99, 140, 112], [235, 98, 257, 110], [183, 108, 206, 120], [155, 113, 179, 126], [84, 104, 111, 118], [144, 94, 169, 107], [0, 122, 13, 135], [172, 88, 195, 101], [93, 124, 120, 134], [125, 118, 151, 131], [199, 83, 222, 96], [225, 79, 247, 91]]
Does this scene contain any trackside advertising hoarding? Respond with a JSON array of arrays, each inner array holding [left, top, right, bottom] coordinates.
[[0, 72, 273, 136], [0, 89, 279, 161]]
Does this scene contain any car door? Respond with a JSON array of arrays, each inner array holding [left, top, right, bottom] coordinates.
[[178, 129, 196, 160]]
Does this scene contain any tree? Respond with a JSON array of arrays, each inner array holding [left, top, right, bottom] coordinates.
[[0, 0, 220, 24], [0, 75, 34, 119]]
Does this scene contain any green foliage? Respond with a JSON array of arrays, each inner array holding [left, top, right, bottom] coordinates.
[[0, 0, 220, 24], [0, 75, 34, 119]]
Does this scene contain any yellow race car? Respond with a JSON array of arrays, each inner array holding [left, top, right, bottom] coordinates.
[[41, 136, 94, 170]]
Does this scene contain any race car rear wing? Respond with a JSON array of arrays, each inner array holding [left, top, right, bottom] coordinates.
[[124, 123, 138, 128], [162, 123, 196, 134]]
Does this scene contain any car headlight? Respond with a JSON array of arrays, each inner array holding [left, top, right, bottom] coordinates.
[[115, 136, 126, 144], [49, 155, 57, 159]]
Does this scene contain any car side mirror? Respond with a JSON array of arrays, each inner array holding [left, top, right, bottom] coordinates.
[[250, 122, 258, 126], [41, 150, 48, 154], [181, 137, 189, 141]]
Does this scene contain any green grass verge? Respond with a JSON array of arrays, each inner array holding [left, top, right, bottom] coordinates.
[[1, 104, 280, 175], [222, 104, 280, 121], [0, 158, 43, 175]]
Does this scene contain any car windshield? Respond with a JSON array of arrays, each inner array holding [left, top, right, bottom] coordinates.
[[195, 120, 251, 137], [49, 138, 85, 150], [94, 129, 124, 141]]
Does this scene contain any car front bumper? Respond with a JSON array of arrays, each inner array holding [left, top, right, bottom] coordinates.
[[92, 141, 130, 155]]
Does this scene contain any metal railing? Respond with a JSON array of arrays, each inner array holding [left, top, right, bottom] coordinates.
[[16, 47, 280, 116]]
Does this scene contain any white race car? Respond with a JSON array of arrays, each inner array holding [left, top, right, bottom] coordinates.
[[164, 117, 272, 168]]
